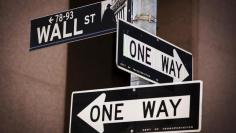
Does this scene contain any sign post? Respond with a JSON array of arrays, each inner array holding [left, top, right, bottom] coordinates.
[[130, 0, 157, 85], [116, 20, 192, 83], [69, 81, 202, 133]]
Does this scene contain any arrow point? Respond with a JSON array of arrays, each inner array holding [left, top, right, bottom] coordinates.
[[173, 49, 189, 82], [77, 93, 106, 133]]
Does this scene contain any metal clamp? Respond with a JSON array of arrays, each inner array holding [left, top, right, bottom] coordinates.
[[133, 14, 157, 23]]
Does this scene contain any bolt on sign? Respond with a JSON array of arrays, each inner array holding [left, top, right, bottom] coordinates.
[[30, 0, 131, 50], [116, 20, 193, 83], [69, 81, 202, 133]]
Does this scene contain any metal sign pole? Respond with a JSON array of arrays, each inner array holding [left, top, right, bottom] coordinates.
[[130, 0, 157, 85]]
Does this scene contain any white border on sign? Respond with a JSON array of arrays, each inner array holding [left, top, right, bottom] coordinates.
[[116, 19, 193, 84], [69, 80, 203, 133]]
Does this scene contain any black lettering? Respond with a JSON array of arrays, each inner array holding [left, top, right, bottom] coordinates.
[[169, 60, 176, 77], [115, 103, 124, 120], [90, 105, 100, 122], [102, 104, 112, 121], [146, 47, 151, 65], [162, 55, 169, 73], [143, 101, 156, 118], [156, 100, 168, 117], [138, 43, 144, 61], [175, 62, 182, 78], [130, 40, 136, 58], [170, 99, 182, 116]]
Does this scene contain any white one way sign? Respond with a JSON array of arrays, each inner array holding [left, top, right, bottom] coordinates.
[[123, 34, 189, 82], [78, 93, 190, 133], [69, 81, 202, 133], [116, 20, 192, 83]]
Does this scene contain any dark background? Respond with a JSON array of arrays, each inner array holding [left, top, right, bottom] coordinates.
[[0, 0, 236, 133]]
